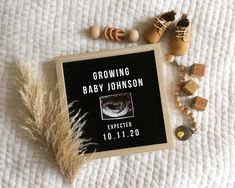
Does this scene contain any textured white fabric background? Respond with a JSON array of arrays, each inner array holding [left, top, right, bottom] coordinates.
[[0, 0, 235, 187]]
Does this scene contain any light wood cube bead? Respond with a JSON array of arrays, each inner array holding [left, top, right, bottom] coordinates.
[[191, 96, 208, 111], [190, 63, 205, 77], [181, 79, 199, 95]]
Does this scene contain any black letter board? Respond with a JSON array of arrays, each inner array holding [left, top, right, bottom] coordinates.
[[55, 44, 173, 159]]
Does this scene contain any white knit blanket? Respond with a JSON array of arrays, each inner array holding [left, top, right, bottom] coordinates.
[[0, 0, 234, 187]]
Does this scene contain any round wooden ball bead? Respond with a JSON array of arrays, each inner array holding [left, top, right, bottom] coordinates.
[[192, 122, 197, 128], [188, 112, 193, 118], [179, 106, 185, 111], [126, 29, 139, 42], [175, 85, 181, 91], [182, 74, 188, 81], [89, 24, 100, 39], [175, 96, 180, 102], [180, 72, 186, 78], [191, 117, 196, 123], [165, 53, 175, 63], [176, 102, 183, 108], [175, 90, 180, 96], [178, 64, 186, 72], [183, 108, 191, 115]]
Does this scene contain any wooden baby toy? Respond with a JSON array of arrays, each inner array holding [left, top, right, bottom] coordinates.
[[191, 96, 208, 111], [181, 79, 199, 95], [89, 25, 139, 43]]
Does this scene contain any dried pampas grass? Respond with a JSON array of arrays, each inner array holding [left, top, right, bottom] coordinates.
[[16, 62, 90, 187]]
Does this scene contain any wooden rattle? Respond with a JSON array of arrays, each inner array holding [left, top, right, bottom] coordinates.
[[89, 24, 139, 43]]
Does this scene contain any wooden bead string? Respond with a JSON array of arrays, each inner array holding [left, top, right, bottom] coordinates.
[[174, 62, 198, 131], [165, 53, 208, 140]]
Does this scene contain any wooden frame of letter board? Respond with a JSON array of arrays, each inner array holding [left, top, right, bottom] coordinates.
[[54, 44, 174, 160]]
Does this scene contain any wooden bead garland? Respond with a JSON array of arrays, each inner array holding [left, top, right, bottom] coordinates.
[[165, 53, 208, 141], [174, 61, 197, 140], [191, 96, 208, 111], [165, 53, 175, 63]]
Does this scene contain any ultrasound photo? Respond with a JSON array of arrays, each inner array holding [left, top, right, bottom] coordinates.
[[99, 93, 134, 120]]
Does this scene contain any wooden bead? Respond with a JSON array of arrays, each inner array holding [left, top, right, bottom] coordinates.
[[190, 63, 205, 77], [180, 76, 187, 82], [188, 111, 194, 117], [180, 72, 185, 78], [176, 102, 183, 108], [183, 108, 191, 115], [178, 64, 186, 72], [89, 24, 100, 39], [181, 79, 199, 95], [182, 74, 188, 81], [191, 96, 208, 111], [191, 122, 197, 128], [165, 53, 175, 63], [179, 106, 185, 111], [126, 29, 139, 42], [175, 91, 180, 96], [175, 85, 181, 90], [190, 116, 196, 123], [175, 96, 180, 102], [175, 90, 181, 94]]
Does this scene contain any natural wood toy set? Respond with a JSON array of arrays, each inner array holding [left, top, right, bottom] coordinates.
[[88, 9, 208, 141], [14, 9, 210, 187]]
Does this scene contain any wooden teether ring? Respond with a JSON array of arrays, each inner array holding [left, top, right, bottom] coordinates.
[[109, 28, 115, 40], [104, 27, 125, 42], [104, 27, 109, 40]]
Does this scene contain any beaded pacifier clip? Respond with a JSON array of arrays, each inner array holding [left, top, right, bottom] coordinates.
[[165, 53, 208, 141]]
